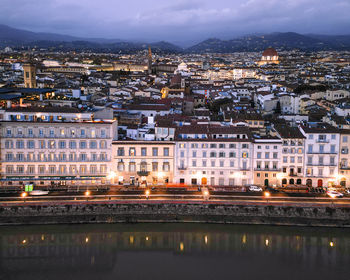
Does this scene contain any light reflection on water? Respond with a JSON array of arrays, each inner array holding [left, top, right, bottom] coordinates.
[[0, 224, 349, 280]]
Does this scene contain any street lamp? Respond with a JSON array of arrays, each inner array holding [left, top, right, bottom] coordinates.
[[202, 188, 210, 200], [107, 171, 117, 181], [145, 189, 150, 199]]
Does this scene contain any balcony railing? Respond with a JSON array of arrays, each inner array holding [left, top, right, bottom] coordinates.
[[137, 171, 150, 176]]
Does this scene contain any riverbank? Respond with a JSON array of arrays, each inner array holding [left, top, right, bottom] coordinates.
[[1, 199, 350, 227]]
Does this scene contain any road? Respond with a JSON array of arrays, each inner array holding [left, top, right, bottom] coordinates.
[[0, 189, 350, 205]]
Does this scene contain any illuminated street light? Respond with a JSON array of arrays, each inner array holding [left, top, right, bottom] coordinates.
[[202, 188, 210, 200], [145, 189, 150, 199], [107, 171, 117, 180], [330, 241, 335, 247], [264, 191, 271, 198], [85, 191, 91, 196]]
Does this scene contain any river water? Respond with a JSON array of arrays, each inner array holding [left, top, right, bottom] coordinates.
[[0, 223, 349, 280]]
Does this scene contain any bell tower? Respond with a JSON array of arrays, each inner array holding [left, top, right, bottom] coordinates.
[[148, 46, 152, 74], [23, 63, 37, 88]]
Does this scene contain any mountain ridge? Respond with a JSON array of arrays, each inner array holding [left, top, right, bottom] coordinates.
[[1, 24, 350, 53]]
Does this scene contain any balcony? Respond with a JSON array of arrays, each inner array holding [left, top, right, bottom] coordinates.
[[340, 165, 350, 170], [137, 171, 150, 176], [178, 166, 187, 170], [316, 139, 329, 143], [306, 163, 337, 166]]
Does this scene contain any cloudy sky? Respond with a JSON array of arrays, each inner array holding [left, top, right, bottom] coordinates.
[[1, 0, 350, 45]]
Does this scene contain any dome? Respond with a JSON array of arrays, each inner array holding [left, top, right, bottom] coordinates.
[[262, 47, 278, 57]]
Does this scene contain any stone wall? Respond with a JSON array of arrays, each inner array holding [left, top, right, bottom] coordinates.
[[1, 200, 350, 227]]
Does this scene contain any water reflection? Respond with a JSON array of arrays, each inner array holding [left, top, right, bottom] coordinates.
[[0, 224, 349, 280]]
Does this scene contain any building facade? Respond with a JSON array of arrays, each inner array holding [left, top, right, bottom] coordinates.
[[111, 141, 175, 186]]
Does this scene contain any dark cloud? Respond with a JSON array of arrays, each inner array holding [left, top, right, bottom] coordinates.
[[0, 0, 349, 44]]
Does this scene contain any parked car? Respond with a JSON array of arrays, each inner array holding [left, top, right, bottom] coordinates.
[[345, 189, 350, 195], [29, 190, 49, 196], [249, 185, 263, 192], [326, 190, 344, 198]]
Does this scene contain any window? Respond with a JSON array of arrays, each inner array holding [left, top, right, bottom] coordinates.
[[5, 153, 13, 161], [16, 140, 24, 149], [27, 140, 35, 149], [141, 147, 147, 156], [210, 144, 217, 148], [129, 148, 136, 156], [152, 162, 158, 171], [330, 157, 335, 165], [164, 148, 169, 156], [219, 152, 225, 158], [59, 141, 66, 149], [308, 144, 313, 153], [210, 152, 216, 158], [230, 161, 234, 167], [118, 162, 125, 172], [192, 160, 197, 167], [48, 140, 55, 149], [78, 141, 86, 149], [100, 141, 107, 149], [309, 135, 313, 139], [319, 145, 324, 153], [6, 128, 11, 136], [330, 145, 336, 153], [80, 153, 87, 161], [257, 152, 261, 159], [202, 151, 207, 158], [220, 161, 224, 167], [81, 129, 86, 137], [265, 152, 269, 159], [242, 144, 249, 149], [50, 129, 55, 137], [69, 141, 77, 149], [90, 141, 97, 149], [283, 156, 287, 163], [229, 152, 236, 158], [331, 134, 336, 140], [290, 157, 295, 163], [219, 144, 225, 148], [308, 156, 313, 164], [229, 144, 236, 148], [343, 136, 348, 143], [28, 129, 33, 136], [192, 151, 197, 158], [101, 129, 106, 138], [5, 140, 13, 149], [211, 161, 215, 167], [117, 148, 125, 156], [273, 152, 278, 159], [202, 160, 207, 167], [180, 151, 185, 158], [163, 163, 170, 171], [152, 148, 158, 156], [60, 129, 65, 136]]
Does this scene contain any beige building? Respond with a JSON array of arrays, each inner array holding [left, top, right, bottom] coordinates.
[[112, 141, 175, 186]]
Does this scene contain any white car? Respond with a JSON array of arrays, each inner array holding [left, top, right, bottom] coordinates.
[[326, 190, 343, 198], [29, 190, 49, 196], [249, 185, 263, 192]]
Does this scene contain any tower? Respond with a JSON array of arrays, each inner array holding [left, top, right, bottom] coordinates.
[[148, 46, 152, 74], [23, 63, 37, 88]]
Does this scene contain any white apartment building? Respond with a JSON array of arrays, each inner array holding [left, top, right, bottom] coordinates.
[[273, 125, 306, 186], [0, 107, 118, 187], [174, 125, 253, 186], [299, 124, 340, 187]]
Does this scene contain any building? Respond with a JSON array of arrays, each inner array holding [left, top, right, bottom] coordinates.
[[23, 63, 37, 88], [174, 125, 253, 186], [338, 130, 350, 187], [252, 136, 282, 187], [0, 107, 118, 187], [299, 124, 340, 187], [111, 141, 175, 186], [273, 124, 305, 186], [257, 48, 280, 66]]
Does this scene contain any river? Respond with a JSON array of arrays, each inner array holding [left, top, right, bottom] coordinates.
[[0, 224, 349, 280]]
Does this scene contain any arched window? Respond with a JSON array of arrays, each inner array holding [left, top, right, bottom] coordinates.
[[296, 179, 302, 185], [289, 179, 295, 185], [282, 178, 287, 185], [306, 179, 312, 187]]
